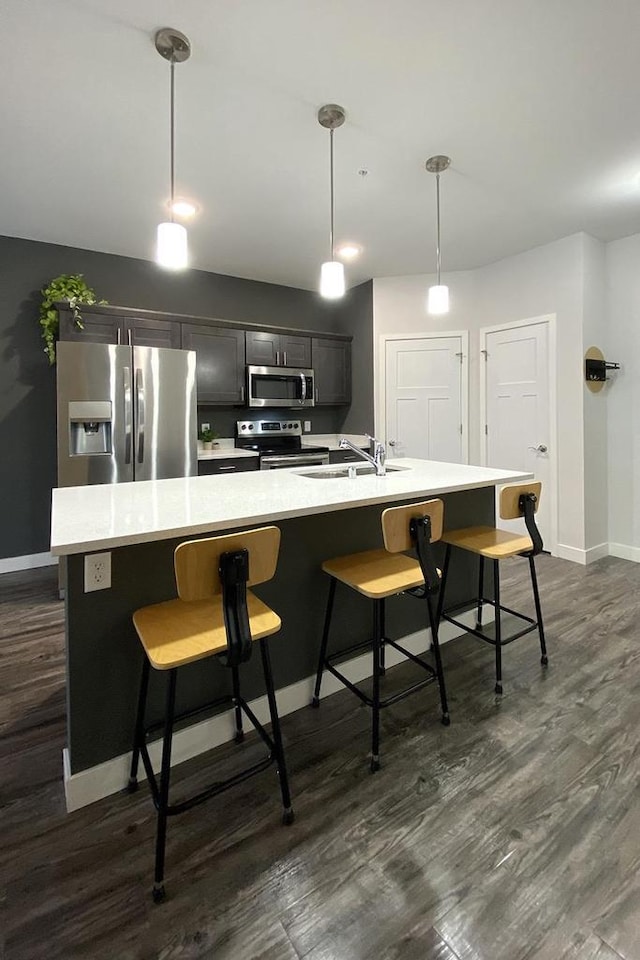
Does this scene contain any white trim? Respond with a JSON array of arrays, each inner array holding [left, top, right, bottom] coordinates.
[[609, 542, 640, 563], [376, 330, 470, 465], [479, 314, 558, 557], [63, 609, 488, 812], [555, 542, 609, 565], [0, 551, 57, 574]]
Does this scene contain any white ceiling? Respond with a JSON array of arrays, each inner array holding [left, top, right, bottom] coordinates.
[[2, 0, 640, 290]]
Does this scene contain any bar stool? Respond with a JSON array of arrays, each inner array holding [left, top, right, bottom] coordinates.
[[436, 482, 547, 695], [312, 500, 450, 773], [128, 526, 293, 903]]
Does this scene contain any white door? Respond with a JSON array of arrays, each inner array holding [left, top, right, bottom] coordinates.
[[385, 336, 467, 463], [483, 321, 552, 547]]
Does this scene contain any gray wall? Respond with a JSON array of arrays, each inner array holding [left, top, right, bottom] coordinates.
[[0, 235, 373, 560], [335, 280, 374, 435]]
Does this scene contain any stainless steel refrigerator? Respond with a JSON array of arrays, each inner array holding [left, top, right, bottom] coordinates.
[[56, 340, 197, 486]]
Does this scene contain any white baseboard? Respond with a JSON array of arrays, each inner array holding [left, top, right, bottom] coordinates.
[[585, 542, 609, 564], [609, 542, 640, 563], [63, 609, 486, 813], [556, 543, 588, 564], [0, 551, 57, 574]]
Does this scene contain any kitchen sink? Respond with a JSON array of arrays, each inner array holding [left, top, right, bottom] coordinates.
[[298, 465, 409, 480]]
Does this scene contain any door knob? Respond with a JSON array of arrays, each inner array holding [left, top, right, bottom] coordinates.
[[388, 439, 396, 446], [528, 444, 548, 454]]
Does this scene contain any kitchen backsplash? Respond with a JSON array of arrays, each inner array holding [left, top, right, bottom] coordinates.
[[197, 406, 349, 439]]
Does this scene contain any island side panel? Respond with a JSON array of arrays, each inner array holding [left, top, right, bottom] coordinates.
[[65, 487, 494, 774]]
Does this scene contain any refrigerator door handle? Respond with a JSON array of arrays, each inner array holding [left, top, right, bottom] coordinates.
[[123, 366, 132, 464], [135, 368, 145, 464]]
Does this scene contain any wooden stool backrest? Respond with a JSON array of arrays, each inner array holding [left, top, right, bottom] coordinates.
[[174, 526, 281, 601], [381, 499, 444, 553], [499, 482, 542, 521]]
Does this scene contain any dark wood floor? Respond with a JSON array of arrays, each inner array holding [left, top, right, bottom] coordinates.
[[2, 554, 640, 959]]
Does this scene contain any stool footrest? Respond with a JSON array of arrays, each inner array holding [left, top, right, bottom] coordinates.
[[443, 600, 538, 648], [323, 637, 438, 710], [138, 694, 278, 818]]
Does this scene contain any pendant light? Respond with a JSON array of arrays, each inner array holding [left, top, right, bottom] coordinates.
[[154, 28, 191, 270], [425, 155, 451, 314], [318, 104, 346, 299]]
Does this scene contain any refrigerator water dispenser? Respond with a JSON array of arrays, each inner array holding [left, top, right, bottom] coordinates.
[[68, 401, 112, 456]]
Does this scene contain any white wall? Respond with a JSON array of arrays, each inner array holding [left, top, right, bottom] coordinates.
[[605, 233, 640, 557], [581, 234, 608, 553], [374, 234, 589, 557]]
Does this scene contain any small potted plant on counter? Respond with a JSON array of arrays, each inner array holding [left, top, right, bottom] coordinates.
[[200, 427, 218, 451]]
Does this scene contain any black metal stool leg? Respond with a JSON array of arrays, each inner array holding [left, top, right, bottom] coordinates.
[[260, 638, 294, 825], [493, 560, 503, 695], [153, 667, 177, 904], [370, 599, 382, 773], [379, 598, 387, 675], [476, 556, 485, 630], [127, 657, 150, 793], [231, 664, 244, 743], [427, 592, 450, 726], [529, 555, 548, 666], [435, 544, 452, 625], [312, 577, 336, 707]]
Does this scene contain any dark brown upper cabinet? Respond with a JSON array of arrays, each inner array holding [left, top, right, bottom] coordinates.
[[58, 309, 180, 349], [181, 324, 246, 405], [246, 331, 311, 368], [312, 337, 351, 405]]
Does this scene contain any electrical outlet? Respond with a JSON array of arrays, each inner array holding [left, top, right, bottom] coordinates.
[[201, 422, 210, 433], [304, 420, 311, 432], [84, 552, 111, 592]]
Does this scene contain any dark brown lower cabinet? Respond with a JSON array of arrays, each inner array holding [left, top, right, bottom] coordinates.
[[197, 457, 259, 476]]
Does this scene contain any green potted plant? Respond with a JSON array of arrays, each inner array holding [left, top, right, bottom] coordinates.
[[200, 427, 219, 451], [39, 274, 108, 365]]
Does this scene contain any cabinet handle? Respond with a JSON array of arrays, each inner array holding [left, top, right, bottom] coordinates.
[[315, 387, 319, 402], [283, 351, 287, 365], [276, 350, 281, 366], [128, 328, 132, 346], [218, 465, 237, 471], [240, 385, 245, 403]]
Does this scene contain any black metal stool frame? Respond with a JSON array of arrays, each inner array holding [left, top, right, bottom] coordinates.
[[435, 493, 548, 695], [128, 548, 294, 904], [312, 515, 450, 773]]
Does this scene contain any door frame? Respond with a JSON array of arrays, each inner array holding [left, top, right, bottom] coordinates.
[[376, 331, 470, 464], [479, 313, 558, 556]]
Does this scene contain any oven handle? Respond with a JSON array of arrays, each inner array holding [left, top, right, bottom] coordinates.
[[260, 453, 329, 469]]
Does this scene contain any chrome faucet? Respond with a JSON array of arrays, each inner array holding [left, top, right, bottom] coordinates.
[[339, 434, 387, 476]]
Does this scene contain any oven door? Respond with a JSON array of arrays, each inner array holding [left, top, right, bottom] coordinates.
[[260, 452, 330, 471], [247, 366, 315, 408]]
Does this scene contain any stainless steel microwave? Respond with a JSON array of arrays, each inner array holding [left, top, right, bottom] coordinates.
[[246, 365, 315, 408]]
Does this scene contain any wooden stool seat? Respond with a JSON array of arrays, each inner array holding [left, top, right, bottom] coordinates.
[[440, 525, 533, 560], [322, 549, 427, 599], [133, 592, 281, 670]]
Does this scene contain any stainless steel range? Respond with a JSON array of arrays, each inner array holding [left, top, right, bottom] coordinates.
[[235, 420, 330, 470]]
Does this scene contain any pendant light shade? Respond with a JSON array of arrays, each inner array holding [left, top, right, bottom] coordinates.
[[320, 260, 346, 299], [318, 104, 346, 300], [154, 28, 191, 270], [426, 155, 451, 315], [427, 284, 449, 314], [157, 221, 188, 269]]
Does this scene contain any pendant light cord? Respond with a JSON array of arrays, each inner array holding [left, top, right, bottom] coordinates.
[[329, 127, 335, 260], [170, 57, 176, 222], [435, 172, 441, 285]]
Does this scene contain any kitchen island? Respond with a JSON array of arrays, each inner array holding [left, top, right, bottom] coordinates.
[[51, 458, 531, 809]]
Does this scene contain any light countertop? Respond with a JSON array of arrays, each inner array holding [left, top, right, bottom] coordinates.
[[197, 434, 368, 459], [51, 459, 532, 556]]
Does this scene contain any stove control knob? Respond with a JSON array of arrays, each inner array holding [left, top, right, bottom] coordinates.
[[241, 424, 246, 430], [248, 424, 254, 430]]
